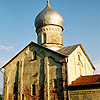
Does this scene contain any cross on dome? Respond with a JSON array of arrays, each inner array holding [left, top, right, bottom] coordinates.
[[47, 0, 50, 4]]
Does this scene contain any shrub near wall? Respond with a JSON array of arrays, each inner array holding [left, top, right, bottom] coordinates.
[[0, 94, 2, 100]]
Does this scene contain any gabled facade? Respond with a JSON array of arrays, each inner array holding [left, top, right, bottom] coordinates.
[[3, 42, 67, 100], [57, 44, 95, 85]]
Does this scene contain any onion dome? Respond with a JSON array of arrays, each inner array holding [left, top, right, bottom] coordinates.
[[35, 2, 64, 29]]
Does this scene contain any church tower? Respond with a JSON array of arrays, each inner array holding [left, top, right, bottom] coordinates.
[[35, 0, 64, 51]]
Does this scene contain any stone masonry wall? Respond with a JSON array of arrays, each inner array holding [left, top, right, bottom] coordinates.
[[69, 89, 100, 100], [4, 44, 66, 100]]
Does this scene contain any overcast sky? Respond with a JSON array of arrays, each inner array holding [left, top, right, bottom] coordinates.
[[0, 0, 100, 94]]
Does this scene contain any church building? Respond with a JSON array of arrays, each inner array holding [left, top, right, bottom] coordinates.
[[2, 1, 100, 100]]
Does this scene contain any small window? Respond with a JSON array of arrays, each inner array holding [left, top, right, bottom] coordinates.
[[22, 94, 24, 100], [77, 54, 81, 65], [31, 51, 37, 61], [33, 51, 37, 60], [42, 33, 46, 44], [53, 79, 57, 89], [32, 84, 36, 96], [78, 54, 80, 61]]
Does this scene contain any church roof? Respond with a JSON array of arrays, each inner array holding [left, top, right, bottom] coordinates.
[[57, 44, 80, 56], [68, 75, 100, 89]]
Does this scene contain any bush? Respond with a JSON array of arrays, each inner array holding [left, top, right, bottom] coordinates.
[[0, 94, 2, 100]]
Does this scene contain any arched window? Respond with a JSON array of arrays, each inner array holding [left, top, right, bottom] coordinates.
[[32, 84, 36, 96], [42, 33, 46, 44], [22, 94, 24, 100], [31, 51, 37, 61], [53, 79, 57, 89], [78, 54, 80, 61]]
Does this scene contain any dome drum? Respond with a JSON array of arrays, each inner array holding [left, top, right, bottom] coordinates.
[[34, 2, 64, 50]]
